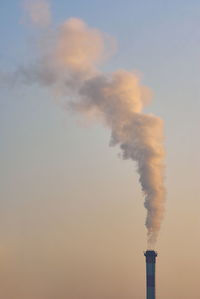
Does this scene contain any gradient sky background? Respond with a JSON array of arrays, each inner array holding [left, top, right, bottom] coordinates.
[[0, 1, 200, 298]]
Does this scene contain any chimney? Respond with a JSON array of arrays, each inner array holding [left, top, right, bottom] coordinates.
[[144, 250, 157, 299]]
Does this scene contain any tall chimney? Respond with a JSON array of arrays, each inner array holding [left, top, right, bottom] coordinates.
[[144, 250, 157, 299]]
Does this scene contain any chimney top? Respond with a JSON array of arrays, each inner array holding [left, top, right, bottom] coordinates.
[[144, 250, 157, 263]]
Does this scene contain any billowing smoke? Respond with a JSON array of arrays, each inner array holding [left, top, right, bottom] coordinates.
[[3, 17, 166, 247], [76, 72, 165, 247]]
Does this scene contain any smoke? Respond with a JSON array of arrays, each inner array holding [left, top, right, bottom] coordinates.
[[73, 70, 165, 246], [3, 14, 165, 246]]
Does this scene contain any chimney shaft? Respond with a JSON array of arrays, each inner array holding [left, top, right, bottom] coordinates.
[[144, 250, 157, 299]]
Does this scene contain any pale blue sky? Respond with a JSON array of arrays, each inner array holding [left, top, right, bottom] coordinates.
[[0, 1, 200, 298]]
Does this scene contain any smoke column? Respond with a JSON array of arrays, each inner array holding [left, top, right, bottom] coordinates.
[[76, 70, 166, 247], [3, 16, 166, 247]]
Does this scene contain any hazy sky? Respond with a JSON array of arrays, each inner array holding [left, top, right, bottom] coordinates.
[[0, 1, 200, 298]]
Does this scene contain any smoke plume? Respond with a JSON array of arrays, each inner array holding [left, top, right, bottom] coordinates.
[[4, 16, 166, 246], [73, 70, 165, 246]]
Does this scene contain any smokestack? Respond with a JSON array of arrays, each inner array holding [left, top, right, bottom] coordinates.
[[144, 250, 157, 299]]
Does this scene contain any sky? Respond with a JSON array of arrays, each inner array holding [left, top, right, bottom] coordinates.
[[0, 0, 200, 298]]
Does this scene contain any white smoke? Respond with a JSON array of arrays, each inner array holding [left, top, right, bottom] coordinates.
[[73, 70, 165, 246], [2, 16, 165, 247]]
